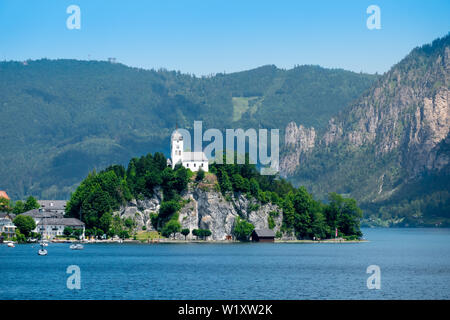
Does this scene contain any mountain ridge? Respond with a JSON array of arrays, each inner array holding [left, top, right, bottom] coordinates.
[[0, 59, 376, 200], [281, 33, 450, 226]]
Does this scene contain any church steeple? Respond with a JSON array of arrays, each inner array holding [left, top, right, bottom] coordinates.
[[170, 126, 183, 168]]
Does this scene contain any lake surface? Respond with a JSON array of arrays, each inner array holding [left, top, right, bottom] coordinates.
[[1, 228, 449, 300]]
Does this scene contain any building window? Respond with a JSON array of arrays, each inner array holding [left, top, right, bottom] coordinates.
[[194, 163, 196, 167], [200, 163, 203, 167], [186, 163, 189, 167]]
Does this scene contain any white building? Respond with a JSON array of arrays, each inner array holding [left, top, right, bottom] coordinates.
[[169, 129, 208, 172], [36, 218, 85, 239], [21, 209, 85, 239], [37, 200, 67, 214], [0, 218, 16, 239]]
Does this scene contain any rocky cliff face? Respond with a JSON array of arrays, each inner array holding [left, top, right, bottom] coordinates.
[[113, 186, 283, 240], [280, 122, 316, 176], [280, 34, 449, 224]]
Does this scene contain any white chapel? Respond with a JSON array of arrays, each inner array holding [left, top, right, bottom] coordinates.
[[168, 129, 209, 172]]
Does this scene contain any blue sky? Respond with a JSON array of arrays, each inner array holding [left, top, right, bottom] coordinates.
[[0, 0, 448, 75]]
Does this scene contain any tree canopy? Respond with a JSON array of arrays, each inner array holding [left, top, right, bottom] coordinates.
[[67, 151, 363, 240], [13, 215, 36, 237]]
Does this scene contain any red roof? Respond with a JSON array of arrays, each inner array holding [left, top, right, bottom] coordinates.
[[0, 191, 10, 200]]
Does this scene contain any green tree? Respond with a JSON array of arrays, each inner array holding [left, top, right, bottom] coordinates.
[[118, 229, 130, 239], [325, 193, 362, 237], [173, 165, 190, 193], [161, 220, 181, 238], [124, 217, 135, 229], [181, 228, 190, 240], [249, 178, 260, 197], [232, 217, 254, 241], [24, 196, 40, 212], [156, 200, 181, 228], [201, 229, 212, 240], [81, 185, 112, 229], [144, 170, 162, 196], [196, 168, 205, 182], [13, 215, 36, 237], [192, 228, 212, 240], [14, 229, 27, 243], [63, 226, 73, 237], [218, 169, 232, 194], [281, 195, 295, 231], [192, 228, 200, 240], [292, 187, 313, 239], [12, 200, 25, 214], [99, 212, 113, 234], [73, 229, 83, 239], [310, 211, 328, 239], [231, 174, 249, 192], [0, 197, 11, 212]]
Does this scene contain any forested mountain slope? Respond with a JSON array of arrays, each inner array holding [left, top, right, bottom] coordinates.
[[0, 60, 376, 199], [281, 34, 450, 226]]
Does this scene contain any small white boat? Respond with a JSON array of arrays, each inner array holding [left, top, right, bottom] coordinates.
[[38, 243, 47, 255], [7, 242, 15, 248], [70, 244, 84, 250]]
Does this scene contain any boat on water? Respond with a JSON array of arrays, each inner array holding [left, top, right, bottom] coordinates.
[[7, 242, 15, 248], [38, 218, 49, 255], [70, 243, 84, 250], [38, 242, 48, 255]]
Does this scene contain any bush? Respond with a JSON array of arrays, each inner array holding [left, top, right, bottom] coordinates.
[[196, 168, 205, 182], [118, 230, 130, 239], [13, 230, 27, 243], [161, 220, 181, 238], [248, 203, 260, 212], [124, 217, 135, 229], [232, 217, 254, 241], [268, 216, 275, 229]]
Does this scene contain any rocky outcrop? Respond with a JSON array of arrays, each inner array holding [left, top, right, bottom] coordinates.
[[113, 186, 284, 241], [405, 88, 449, 174], [115, 187, 163, 231], [279, 34, 449, 222], [280, 122, 316, 176]]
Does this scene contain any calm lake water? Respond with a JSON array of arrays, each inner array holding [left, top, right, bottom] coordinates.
[[1, 228, 449, 300]]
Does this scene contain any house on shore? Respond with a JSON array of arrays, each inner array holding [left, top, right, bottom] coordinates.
[[0, 213, 17, 240], [22, 209, 63, 225], [0, 191, 10, 201], [20, 208, 84, 239], [251, 229, 275, 242], [37, 200, 67, 214], [0, 212, 16, 221], [36, 218, 85, 239]]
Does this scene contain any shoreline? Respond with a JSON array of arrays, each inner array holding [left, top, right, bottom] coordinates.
[[46, 238, 368, 244]]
